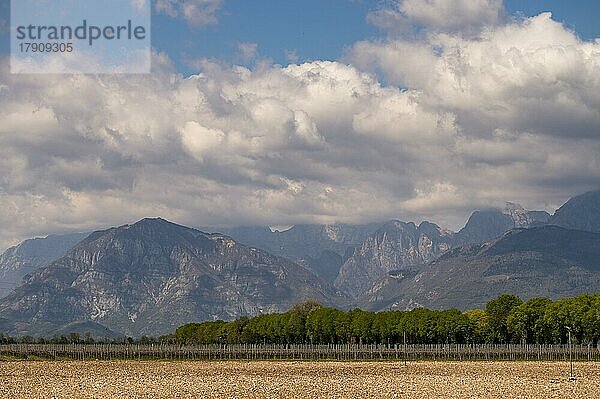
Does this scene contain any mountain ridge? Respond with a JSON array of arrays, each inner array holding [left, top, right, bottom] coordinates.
[[334, 220, 453, 298], [0, 232, 89, 298], [2, 190, 600, 337], [0, 218, 343, 337], [549, 189, 600, 232], [360, 225, 600, 311]]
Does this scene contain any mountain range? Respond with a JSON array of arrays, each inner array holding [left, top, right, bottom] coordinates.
[[360, 226, 600, 311], [334, 220, 453, 298], [217, 223, 380, 284], [0, 189, 599, 337], [0, 218, 341, 337]]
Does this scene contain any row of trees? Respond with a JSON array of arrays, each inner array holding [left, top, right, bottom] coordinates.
[[0, 332, 158, 345], [173, 294, 600, 345], [1, 294, 598, 345]]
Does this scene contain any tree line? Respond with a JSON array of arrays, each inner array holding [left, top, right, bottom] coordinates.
[[1, 294, 598, 345], [0, 332, 158, 346], [172, 294, 600, 346]]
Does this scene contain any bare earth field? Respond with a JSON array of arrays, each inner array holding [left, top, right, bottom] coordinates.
[[0, 360, 598, 399]]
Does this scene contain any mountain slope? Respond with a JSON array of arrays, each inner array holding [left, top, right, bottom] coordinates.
[[0, 218, 343, 337], [330, 203, 549, 299], [550, 189, 600, 232], [454, 203, 550, 246], [361, 226, 600, 311], [218, 223, 380, 283], [334, 221, 453, 298], [0, 233, 88, 298]]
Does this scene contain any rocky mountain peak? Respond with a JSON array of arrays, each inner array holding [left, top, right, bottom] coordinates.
[[360, 225, 600, 312], [217, 222, 381, 284], [502, 202, 531, 227], [333, 219, 453, 298], [0, 218, 342, 337]]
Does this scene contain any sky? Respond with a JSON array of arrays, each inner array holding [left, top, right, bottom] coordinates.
[[1, 0, 600, 248], [152, 0, 600, 74]]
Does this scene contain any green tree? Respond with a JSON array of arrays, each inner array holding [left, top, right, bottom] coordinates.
[[225, 317, 248, 344], [465, 309, 489, 344], [284, 301, 322, 343], [582, 296, 600, 345], [334, 310, 353, 344], [437, 309, 472, 344], [350, 309, 375, 344], [507, 297, 552, 344], [399, 308, 439, 344], [486, 294, 522, 343], [373, 311, 402, 345], [306, 307, 340, 344], [542, 295, 594, 344], [175, 320, 227, 344]]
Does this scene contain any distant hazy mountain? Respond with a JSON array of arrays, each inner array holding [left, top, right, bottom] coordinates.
[[454, 203, 550, 246], [334, 221, 453, 298], [549, 189, 600, 232], [360, 226, 600, 311], [0, 218, 343, 337], [0, 232, 88, 298], [216, 223, 381, 283]]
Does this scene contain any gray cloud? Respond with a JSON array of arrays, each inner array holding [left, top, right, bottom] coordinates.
[[154, 0, 223, 27], [368, 0, 506, 37], [237, 43, 259, 62]]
